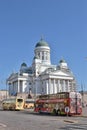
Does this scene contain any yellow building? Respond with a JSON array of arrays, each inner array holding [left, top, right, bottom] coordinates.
[[0, 90, 8, 101]]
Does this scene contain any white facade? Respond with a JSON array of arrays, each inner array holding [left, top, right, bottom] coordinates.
[[7, 38, 76, 96]]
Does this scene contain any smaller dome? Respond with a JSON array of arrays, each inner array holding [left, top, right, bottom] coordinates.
[[21, 62, 27, 67], [59, 59, 66, 63], [35, 38, 49, 47], [59, 58, 68, 69]]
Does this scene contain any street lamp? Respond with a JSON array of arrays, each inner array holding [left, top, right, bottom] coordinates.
[[81, 83, 84, 107], [75, 92, 77, 114]]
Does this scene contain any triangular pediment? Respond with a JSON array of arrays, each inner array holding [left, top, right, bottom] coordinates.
[[50, 70, 72, 77]]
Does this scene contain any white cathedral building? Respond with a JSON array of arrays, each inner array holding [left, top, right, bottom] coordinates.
[[7, 38, 76, 96]]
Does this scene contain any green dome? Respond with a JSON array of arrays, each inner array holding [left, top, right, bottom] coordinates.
[[35, 38, 49, 47], [21, 62, 27, 67], [59, 59, 66, 63]]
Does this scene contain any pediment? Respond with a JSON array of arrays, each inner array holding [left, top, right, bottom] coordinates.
[[50, 70, 71, 77]]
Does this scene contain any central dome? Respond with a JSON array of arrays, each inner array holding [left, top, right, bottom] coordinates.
[[35, 38, 49, 47]]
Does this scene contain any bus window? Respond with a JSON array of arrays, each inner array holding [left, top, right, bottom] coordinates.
[[17, 99, 23, 102]]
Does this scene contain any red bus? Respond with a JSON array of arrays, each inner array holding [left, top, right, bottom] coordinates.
[[34, 92, 82, 116]]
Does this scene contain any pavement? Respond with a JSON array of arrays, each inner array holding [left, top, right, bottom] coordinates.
[[81, 107, 87, 117], [63, 107, 87, 124], [24, 107, 87, 117]]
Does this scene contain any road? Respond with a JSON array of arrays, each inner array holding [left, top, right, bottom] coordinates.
[[0, 109, 87, 130]]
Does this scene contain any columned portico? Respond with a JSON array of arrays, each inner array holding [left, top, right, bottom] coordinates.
[[48, 79, 51, 94]]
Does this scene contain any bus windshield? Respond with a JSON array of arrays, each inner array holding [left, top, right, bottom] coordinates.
[[17, 99, 23, 102]]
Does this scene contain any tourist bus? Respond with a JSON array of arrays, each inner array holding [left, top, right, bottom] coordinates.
[[34, 92, 82, 116], [2, 97, 24, 110], [24, 99, 35, 109]]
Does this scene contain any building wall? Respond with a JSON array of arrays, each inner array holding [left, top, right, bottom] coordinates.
[[0, 90, 8, 101]]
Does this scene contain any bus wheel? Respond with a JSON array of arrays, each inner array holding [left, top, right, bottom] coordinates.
[[38, 108, 41, 114], [9, 107, 12, 110], [57, 109, 61, 116], [53, 109, 57, 116]]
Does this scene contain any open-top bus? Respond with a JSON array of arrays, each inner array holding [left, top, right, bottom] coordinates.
[[34, 92, 82, 116], [2, 97, 24, 110]]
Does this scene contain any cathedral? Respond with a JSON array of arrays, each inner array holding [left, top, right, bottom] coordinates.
[[7, 38, 76, 96]]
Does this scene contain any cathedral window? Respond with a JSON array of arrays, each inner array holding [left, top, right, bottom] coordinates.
[[38, 52, 40, 58], [42, 52, 44, 60], [46, 52, 48, 60]]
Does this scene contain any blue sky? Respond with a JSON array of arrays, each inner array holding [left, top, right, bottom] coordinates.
[[0, 0, 87, 91]]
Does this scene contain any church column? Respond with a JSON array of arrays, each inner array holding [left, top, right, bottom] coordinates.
[[47, 51, 49, 61], [54, 79, 57, 94], [64, 80, 67, 92], [44, 52, 46, 60], [40, 52, 42, 60], [67, 80, 70, 92], [43, 51, 45, 60], [46, 80, 49, 94], [48, 79, 51, 94], [55, 79, 58, 93], [58, 80, 62, 92], [57, 80, 59, 93], [63, 80, 65, 92]]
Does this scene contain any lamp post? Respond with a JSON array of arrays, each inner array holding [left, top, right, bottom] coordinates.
[[81, 83, 84, 107], [75, 92, 77, 114]]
